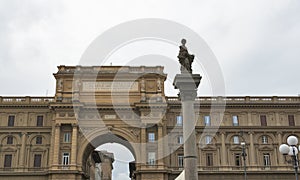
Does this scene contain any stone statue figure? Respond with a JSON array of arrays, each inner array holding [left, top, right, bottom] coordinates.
[[177, 39, 194, 73], [57, 79, 63, 91], [157, 78, 161, 91]]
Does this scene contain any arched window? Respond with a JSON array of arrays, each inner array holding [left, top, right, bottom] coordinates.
[[7, 136, 13, 144], [177, 135, 183, 144], [205, 136, 212, 144], [36, 136, 43, 144], [233, 136, 239, 144], [262, 135, 268, 144]]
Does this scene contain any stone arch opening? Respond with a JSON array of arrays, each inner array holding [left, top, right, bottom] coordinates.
[[97, 143, 135, 180], [80, 132, 137, 180]]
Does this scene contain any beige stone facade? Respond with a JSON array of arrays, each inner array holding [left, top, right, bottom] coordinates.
[[0, 65, 299, 180]]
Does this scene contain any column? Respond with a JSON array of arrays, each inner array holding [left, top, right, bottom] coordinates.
[[277, 132, 284, 166], [71, 124, 78, 167], [182, 98, 198, 180], [248, 112, 252, 126], [174, 73, 201, 180], [274, 147, 279, 166], [19, 132, 27, 167], [275, 112, 280, 126], [52, 124, 61, 167], [140, 127, 146, 168], [157, 125, 164, 167], [249, 132, 256, 166], [221, 132, 227, 166]]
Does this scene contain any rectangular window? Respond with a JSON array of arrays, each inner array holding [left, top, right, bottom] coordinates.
[[262, 135, 268, 144], [205, 136, 212, 144], [178, 154, 184, 167], [4, 154, 12, 167], [8, 116, 15, 127], [235, 153, 241, 166], [148, 133, 155, 142], [233, 136, 239, 144], [34, 154, 42, 167], [36, 136, 43, 144], [260, 115, 267, 126], [206, 153, 213, 166], [288, 115, 295, 126], [64, 133, 71, 143], [263, 153, 271, 166], [148, 152, 156, 165], [36, 116, 43, 127], [62, 152, 70, 165], [232, 115, 239, 126], [178, 135, 183, 144], [176, 116, 183, 126], [7, 136, 13, 144], [204, 116, 211, 126]]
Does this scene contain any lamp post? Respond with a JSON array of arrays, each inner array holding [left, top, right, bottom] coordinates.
[[241, 142, 247, 180], [279, 135, 300, 180]]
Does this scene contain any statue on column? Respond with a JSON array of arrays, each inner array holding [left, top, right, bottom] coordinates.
[[177, 39, 194, 74]]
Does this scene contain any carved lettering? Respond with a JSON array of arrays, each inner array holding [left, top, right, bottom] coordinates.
[[82, 81, 139, 92]]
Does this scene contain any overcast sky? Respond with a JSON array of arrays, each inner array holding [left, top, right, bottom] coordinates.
[[1, 0, 300, 179], [0, 0, 299, 97]]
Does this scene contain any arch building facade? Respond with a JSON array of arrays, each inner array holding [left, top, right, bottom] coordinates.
[[0, 65, 299, 179]]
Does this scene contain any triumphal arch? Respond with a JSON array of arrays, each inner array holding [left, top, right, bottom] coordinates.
[[0, 65, 299, 180]]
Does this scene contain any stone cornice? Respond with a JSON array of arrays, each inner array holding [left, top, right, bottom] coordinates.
[[1, 96, 299, 109], [54, 65, 166, 76]]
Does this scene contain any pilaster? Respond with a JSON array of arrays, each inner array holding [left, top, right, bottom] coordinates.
[[220, 132, 227, 166], [277, 132, 285, 166], [249, 132, 256, 166], [52, 123, 61, 169], [157, 125, 164, 168], [70, 124, 78, 169], [140, 127, 146, 168], [19, 132, 27, 167]]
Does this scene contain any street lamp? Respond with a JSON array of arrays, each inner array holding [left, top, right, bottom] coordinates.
[[279, 135, 300, 180], [241, 142, 247, 180]]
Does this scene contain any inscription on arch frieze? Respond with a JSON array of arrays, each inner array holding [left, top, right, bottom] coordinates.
[[82, 81, 139, 92]]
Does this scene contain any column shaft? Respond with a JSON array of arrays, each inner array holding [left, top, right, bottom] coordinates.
[[275, 112, 280, 126], [71, 125, 78, 165], [249, 133, 255, 166], [277, 133, 284, 165], [141, 128, 146, 166], [221, 133, 227, 166], [53, 124, 61, 166], [19, 132, 27, 167], [157, 125, 164, 166], [248, 112, 252, 126], [182, 100, 198, 180]]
